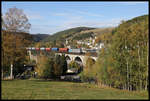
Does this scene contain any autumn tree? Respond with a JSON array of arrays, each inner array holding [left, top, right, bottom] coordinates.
[[2, 31, 31, 77], [110, 15, 149, 91], [2, 7, 31, 79], [35, 56, 54, 79], [79, 57, 96, 83], [86, 15, 149, 91], [60, 54, 68, 75], [53, 54, 68, 77]]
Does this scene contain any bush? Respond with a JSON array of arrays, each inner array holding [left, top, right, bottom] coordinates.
[[68, 61, 82, 73], [35, 55, 68, 79], [35, 56, 53, 79], [53, 54, 68, 77], [42, 59, 54, 79], [79, 58, 96, 82]]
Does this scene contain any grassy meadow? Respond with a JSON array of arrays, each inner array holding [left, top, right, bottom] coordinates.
[[2, 79, 148, 100]]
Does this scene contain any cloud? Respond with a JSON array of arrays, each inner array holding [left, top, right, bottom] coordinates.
[[24, 10, 44, 20], [33, 13, 125, 34], [76, 10, 103, 17], [60, 14, 139, 30], [27, 14, 43, 20], [28, 8, 140, 34], [30, 15, 137, 35], [51, 12, 69, 16], [115, 2, 147, 5], [30, 24, 67, 34], [51, 9, 103, 19], [60, 17, 124, 30]]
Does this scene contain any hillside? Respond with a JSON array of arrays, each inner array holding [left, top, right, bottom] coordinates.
[[42, 27, 96, 42], [72, 27, 115, 40], [42, 27, 115, 42], [31, 34, 50, 42]]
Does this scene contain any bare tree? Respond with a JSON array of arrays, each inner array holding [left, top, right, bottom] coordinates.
[[2, 7, 31, 33]]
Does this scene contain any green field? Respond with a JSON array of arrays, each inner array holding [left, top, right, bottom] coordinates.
[[2, 79, 148, 100]]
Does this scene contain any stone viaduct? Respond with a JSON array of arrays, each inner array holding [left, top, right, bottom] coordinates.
[[28, 50, 98, 66]]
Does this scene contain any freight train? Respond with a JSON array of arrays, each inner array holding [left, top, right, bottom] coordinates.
[[26, 47, 97, 54]]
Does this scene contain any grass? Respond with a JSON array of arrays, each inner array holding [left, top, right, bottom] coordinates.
[[2, 79, 148, 100]]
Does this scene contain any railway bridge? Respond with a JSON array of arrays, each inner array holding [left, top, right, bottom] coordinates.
[[27, 50, 98, 66]]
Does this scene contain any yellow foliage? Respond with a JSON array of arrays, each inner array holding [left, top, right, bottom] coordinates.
[[35, 56, 48, 77]]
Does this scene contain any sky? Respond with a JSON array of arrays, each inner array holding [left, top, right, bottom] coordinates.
[[2, 1, 149, 35]]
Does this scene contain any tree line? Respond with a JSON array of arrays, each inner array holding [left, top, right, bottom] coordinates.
[[2, 7, 32, 79], [80, 15, 149, 91], [35, 54, 68, 79]]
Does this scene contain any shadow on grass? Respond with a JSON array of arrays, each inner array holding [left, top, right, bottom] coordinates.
[[27, 78, 82, 84], [28, 79, 53, 82]]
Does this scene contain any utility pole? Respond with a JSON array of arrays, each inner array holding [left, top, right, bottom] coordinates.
[[2, 44, 4, 79], [10, 64, 13, 79]]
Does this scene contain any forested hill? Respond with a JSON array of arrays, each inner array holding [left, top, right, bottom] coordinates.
[[125, 14, 148, 25], [31, 34, 50, 42], [42, 27, 96, 42]]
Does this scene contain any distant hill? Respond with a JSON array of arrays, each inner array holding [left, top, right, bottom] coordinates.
[[31, 34, 50, 42], [42, 27, 96, 42]]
